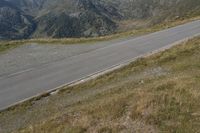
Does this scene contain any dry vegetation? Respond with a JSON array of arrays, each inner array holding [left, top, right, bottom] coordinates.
[[0, 15, 200, 53], [0, 35, 200, 133]]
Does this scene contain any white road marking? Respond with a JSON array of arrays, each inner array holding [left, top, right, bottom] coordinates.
[[6, 68, 34, 77]]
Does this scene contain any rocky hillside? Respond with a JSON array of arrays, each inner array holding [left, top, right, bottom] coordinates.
[[0, 0, 35, 39], [1, 0, 200, 40]]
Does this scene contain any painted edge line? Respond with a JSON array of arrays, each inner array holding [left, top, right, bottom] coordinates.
[[1, 33, 200, 112]]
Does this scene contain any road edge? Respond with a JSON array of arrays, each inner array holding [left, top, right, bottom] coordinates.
[[1, 33, 200, 112]]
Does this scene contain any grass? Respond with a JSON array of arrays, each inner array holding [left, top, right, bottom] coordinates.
[[0, 35, 200, 132], [0, 15, 200, 53], [0, 42, 20, 53]]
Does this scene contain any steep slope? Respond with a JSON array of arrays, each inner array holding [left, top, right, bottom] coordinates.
[[31, 0, 119, 38], [31, 0, 200, 38], [6, 0, 45, 15], [0, 0, 35, 40], [98, 0, 200, 21], [1, 0, 200, 39], [6, 0, 119, 38]]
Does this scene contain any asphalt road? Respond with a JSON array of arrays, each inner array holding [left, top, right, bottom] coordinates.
[[0, 20, 200, 110]]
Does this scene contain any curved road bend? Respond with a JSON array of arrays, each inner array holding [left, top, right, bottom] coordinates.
[[0, 20, 200, 110]]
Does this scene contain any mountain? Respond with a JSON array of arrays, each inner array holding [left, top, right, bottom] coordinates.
[[99, 0, 200, 22], [0, 0, 36, 39], [31, 0, 119, 38], [1, 0, 200, 40], [3, 0, 119, 38]]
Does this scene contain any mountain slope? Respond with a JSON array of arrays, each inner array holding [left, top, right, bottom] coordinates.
[[32, 0, 118, 38], [1, 0, 200, 40], [0, 0, 36, 39], [6, 0, 45, 15], [98, 0, 200, 21]]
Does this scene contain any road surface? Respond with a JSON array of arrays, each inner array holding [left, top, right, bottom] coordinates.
[[0, 20, 200, 110]]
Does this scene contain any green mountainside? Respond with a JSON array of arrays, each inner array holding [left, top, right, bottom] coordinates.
[[0, 0, 36, 39], [1, 0, 200, 39]]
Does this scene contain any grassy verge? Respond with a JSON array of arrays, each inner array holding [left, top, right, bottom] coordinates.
[[0, 16, 200, 53], [0, 42, 20, 53], [0, 36, 200, 132]]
